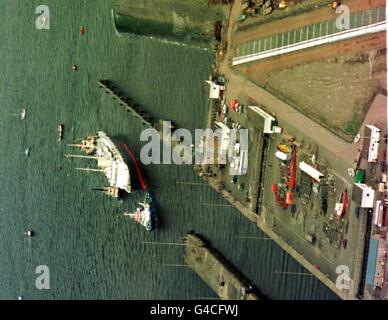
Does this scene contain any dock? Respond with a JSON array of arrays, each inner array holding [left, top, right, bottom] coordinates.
[[98, 79, 154, 128], [184, 232, 261, 300], [98, 80, 180, 151]]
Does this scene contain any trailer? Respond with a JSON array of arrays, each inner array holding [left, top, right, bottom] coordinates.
[[299, 161, 325, 182]]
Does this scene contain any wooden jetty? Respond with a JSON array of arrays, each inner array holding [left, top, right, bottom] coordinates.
[[98, 79, 154, 128]]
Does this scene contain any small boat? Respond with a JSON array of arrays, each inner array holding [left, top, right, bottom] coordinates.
[[80, 26, 85, 35], [57, 124, 64, 142], [9, 108, 26, 120], [24, 148, 30, 158], [123, 193, 157, 231]]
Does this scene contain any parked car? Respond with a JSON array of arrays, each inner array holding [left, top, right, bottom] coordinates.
[[354, 134, 361, 143]]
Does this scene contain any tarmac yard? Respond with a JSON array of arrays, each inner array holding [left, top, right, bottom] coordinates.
[[261, 131, 366, 288], [210, 94, 355, 274], [202, 89, 385, 298]]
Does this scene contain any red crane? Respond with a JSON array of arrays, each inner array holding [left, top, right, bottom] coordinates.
[[289, 144, 296, 191], [335, 189, 348, 220], [271, 144, 296, 209], [272, 184, 288, 209]]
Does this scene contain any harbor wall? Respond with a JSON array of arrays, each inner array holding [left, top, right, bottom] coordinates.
[[113, 0, 226, 48]]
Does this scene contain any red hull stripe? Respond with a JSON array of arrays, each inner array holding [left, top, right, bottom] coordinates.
[[123, 144, 147, 190]]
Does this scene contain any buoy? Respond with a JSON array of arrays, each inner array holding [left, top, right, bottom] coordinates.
[[25, 230, 34, 237], [80, 26, 85, 35]]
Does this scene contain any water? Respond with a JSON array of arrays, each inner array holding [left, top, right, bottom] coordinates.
[[0, 0, 338, 299]]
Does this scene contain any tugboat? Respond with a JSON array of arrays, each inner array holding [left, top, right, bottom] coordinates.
[[123, 193, 157, 231]]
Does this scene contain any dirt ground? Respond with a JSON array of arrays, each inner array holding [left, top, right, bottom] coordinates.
[[261, 49, 386, 138]]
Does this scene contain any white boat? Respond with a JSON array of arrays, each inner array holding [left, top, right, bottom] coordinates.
[[66, 131, 132, 197]]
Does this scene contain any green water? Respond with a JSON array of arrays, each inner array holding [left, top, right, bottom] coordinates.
[[0, 0, 339, 299]]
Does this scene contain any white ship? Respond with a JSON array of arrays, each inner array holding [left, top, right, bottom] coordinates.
[[66, 131, 132, 197]]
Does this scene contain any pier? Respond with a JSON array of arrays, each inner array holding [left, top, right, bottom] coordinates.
[[184, 232, 262, 300], [98, 80, 154, 128], [98, 80, 179, 152]]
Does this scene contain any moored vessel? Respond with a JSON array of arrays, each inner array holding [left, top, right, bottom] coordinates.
[[66, 131, 145, 198], [123, 192, 157, 231]]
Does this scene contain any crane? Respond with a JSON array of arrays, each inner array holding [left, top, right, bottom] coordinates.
[[272, 184, 288, 209]]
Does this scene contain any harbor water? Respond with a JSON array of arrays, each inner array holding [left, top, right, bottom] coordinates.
[[0, 0, 339, 299]]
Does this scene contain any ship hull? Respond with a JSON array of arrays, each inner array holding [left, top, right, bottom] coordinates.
[[113, 141, 147, 193]]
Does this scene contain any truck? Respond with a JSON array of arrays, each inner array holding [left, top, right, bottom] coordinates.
[[354, 169, 365, 183]]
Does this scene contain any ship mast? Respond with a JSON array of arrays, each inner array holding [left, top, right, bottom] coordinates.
[[9, 108, 26, 120], [75, 167, 105, 172], [64, 154, 102, 160]]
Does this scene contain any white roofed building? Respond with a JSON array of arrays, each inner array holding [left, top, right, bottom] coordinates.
[[298, 161, 325, 182], [248, 106, 280, 134], [365, 125, 381, 162], [352, 183, 375, 208], [205, 80, 225, 99]]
